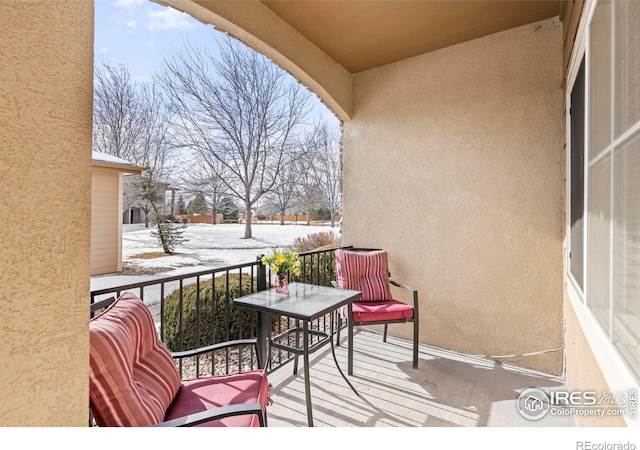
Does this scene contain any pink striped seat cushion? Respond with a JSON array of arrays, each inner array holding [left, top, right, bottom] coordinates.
[[346, 300, 414, 323], [89, 292, 181, 427], [334, 249, 393, 301], [164, 371, 270, 427]]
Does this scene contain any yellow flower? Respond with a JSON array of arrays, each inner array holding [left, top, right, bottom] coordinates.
[[262, 248, 301, 276]]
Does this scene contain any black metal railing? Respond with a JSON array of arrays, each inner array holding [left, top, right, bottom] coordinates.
[[90, 246, 351, 375]]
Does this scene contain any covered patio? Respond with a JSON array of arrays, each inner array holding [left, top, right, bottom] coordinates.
[[267, 330, 573, 427], [2, 0, 637, 433]]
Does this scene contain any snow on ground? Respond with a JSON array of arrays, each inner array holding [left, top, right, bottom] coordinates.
[[121, 222, 337, 272], [91, 223, 340, 309]]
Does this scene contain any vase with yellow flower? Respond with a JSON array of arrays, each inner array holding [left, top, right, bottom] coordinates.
[[261, 249, 302, 294]]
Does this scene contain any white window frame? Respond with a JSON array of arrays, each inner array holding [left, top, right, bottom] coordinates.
[[565, 0, 640, 427]]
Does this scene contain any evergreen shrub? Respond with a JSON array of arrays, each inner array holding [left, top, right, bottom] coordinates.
[[291, 232, 342, 287], [162, 274, 273, 351]]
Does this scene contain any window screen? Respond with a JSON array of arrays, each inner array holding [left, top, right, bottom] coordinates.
[[570, 59, 585, 290]]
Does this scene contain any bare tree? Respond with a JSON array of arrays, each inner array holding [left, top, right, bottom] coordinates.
[[306, 122, 342, 227], [157, 37, 311, 238], [180, 158, 230, 225], [93, 60, 175, 177], [135, 82, 175, 180], [93, 61, 182, 252], [294, 153, 323, 226], [126, 81, 177, 227], [268, 161, 299, 225], [93, 62, 144, 161]]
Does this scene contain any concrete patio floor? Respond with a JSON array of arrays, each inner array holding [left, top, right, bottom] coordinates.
[[266, 329, 576, 427]]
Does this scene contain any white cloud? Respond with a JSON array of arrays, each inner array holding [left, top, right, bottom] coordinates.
[[147, 8, 195, 31], [125, 19, 137, 28]]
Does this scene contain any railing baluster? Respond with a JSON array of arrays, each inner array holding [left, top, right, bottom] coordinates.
[[238, 269, 243, 342], [195, 275, 201, 377], [225, 270, 230, 374], [178, 279, 184, 375], [89, 247, 347, 375], [211, 272, 215, 375], [160, 283, 165, 341]]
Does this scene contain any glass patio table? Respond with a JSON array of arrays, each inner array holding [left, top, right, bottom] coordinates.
[[233, 282, 361, 427]]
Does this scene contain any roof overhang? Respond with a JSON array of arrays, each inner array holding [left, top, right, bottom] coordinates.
[[156, 0, 564, 120], [259, 1, 563, 73], [92, 151, 145, 174], [92, 161, 144, 174]]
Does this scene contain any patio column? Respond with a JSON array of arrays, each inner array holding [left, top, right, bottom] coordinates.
[[0, 0, 94, 426]]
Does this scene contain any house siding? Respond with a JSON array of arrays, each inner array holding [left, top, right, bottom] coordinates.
[[91, 168, 123, 275]]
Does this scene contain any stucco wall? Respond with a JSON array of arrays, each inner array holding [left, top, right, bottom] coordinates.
[[564, 297, 626, 426], [0, 1, 93, 425], [343, 18, 564, 374]]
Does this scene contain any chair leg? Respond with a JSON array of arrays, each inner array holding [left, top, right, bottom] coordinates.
[[412, 319, 419, 369], [383, 324, 388, 342], [348, 312, 354, 376], [336, 314, 342, 346]]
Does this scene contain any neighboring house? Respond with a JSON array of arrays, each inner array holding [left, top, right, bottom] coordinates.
[[91, 151, 143, 275], [4, 0, 639, 428], [123, 177, 178, 225], [122, 175, 146, 225]]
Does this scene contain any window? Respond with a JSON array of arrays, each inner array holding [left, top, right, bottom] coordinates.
[[570, 59, 585, 290], [584, 0, 640, 380]]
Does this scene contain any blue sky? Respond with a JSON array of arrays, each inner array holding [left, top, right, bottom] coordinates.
[[93, 0, 337, 127]]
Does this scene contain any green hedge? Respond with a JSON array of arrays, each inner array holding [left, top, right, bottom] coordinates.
[[292, 251, 336, 287], [162, 274, 261, 352]]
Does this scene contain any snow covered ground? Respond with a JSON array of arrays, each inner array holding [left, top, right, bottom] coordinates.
[[120, 222, 337, 272], [90, 222, 340, 313]]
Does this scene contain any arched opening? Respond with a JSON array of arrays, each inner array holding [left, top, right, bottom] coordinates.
[[94, 0, 344, 266]]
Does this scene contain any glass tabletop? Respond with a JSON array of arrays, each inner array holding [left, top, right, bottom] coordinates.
[[233, 282, 362, 321]]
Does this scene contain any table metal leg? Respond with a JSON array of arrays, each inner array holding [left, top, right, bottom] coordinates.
[[256, 311, 270, 370], [303, 321, 313, 427], [348, 303, 354, 376], [328, 311, 359, 396], [330, 336, 359, 397], [293, 318, 300, 375]]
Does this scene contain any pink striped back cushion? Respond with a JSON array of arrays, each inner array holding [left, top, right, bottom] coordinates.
[[334, 249, 393, 301], [89, 292, 181, 426]]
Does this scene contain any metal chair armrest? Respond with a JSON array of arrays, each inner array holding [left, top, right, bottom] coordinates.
[[389, 279, 419, 310], [152, 402, 266, 427], [389, 279, 417, 293]]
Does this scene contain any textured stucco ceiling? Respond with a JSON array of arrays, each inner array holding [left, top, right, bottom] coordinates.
[[261, 1, 562, 73]]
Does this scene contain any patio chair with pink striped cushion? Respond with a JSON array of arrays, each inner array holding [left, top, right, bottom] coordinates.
[[89, 292, 269, 427], [333, 248, 419, 371]]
